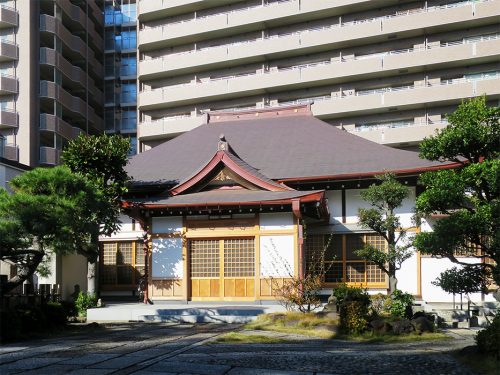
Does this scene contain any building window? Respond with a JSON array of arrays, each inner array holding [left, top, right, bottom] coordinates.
[[120, 56, 136, 77], [224, 238, 255, 277], [121, 29, 136, 50], [190, 240, 220, 278], [128, 136, 137, 155], [304, 233, 386, 286], [121, 109, 136, 131], [100, 241, 145, 287], [121, 2, 137, 23], [121, 82, 136, 104]]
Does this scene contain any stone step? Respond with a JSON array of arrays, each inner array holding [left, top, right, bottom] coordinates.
[[138, 314, 257, 324]]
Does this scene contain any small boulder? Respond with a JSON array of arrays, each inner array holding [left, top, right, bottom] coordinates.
[[370, 318, 391, 334], [390, 319, 414, 335], [411, 316, 434, 334]]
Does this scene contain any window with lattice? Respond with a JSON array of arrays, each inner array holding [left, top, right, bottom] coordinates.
[[224, 238, 255, 277], [100, 241, 144, 287], [305, 233, 386, 285], [190, 240, 220, 278], [304, 234, 342, 282]]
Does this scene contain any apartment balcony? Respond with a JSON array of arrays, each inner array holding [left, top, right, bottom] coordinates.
[[1, 143, 18, 161], [138, 38, 500, 111], [138, 0, 375, 50], [139, 0, 500, 77], [138, 114, 207, 141], [0, 4, 18, 29], [311, 76, 500, 119], [0, 40, 17, 62], [350, 121, 449, 146], [55, 0, 103, 50], [39, 146, 61, 166], [39, 81, 103, 131], [40, 15, 103, 77], [0, 108, 17, 129], [0, 74, 17, 95], [138, 0, 234, 21], [40, 48, 103, 105], [39, 113, 83, 141]]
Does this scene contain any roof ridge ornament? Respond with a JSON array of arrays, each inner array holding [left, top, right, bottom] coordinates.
[[218, 133, 228, 151]]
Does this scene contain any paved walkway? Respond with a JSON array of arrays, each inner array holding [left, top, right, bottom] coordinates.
[[0, 323, 479, 375]]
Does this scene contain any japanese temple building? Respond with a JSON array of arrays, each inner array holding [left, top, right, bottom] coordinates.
[[99, 105, 485, 303]]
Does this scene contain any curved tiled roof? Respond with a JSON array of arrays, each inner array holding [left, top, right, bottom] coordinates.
[[128, 114, 452, 186]]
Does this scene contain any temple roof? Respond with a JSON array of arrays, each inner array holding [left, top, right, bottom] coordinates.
[[127, 110, 455, 187], [125, 189, 325, 208]]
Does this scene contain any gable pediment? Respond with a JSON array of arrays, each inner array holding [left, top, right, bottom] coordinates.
[[169, 150, 293, 196]]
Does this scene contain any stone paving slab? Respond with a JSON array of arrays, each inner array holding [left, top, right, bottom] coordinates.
[[58, 353, 120, 366], [0, 357, 66, 371], [226, 368, 311, 374], [0, 323, 480, 375], [145, 361, 231, 375]]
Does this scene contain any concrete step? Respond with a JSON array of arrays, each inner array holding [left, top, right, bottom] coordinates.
[[87, 303, 285, 323]]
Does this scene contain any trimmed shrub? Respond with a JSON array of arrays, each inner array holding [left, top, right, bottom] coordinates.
[[338, 285, 370, 334], [476, 312, 500, 359], [75, 292, 98, 317]]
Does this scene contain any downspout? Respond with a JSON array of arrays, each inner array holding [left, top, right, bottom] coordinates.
[[292, 199, 304, 279]]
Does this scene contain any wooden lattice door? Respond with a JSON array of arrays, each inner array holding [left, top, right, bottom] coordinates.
[[190, 238, 255, 300]]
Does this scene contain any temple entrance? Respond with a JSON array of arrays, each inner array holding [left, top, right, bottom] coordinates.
[[189, 238, 256, 301]]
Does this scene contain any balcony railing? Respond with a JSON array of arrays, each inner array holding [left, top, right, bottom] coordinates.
[[352, 119, 450, 132], [140, 0, 491, 49], [141, 37, 499, 96]]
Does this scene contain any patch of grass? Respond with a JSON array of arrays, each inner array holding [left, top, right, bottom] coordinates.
[[338, 331, 451, 343], [244, 312, 338, 339], [215, 332, 292, 344]]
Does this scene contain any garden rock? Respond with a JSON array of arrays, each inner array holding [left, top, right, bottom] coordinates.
[[370, 318, 392, 334], [390, 319, 414, 334], [411, 316, 434, 334]]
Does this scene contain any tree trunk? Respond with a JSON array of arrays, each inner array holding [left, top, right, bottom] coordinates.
[[0, 250, 44, 297], [388, 275, 398, 294], [87, 261, 97, 294]]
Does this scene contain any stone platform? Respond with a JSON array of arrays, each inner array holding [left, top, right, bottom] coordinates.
[[87, 301, 287, 323]]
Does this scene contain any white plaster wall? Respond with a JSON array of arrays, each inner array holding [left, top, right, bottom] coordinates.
[[395, 232, 418, 295], [152, 217, 183, 234], [325, 190, 342, 224], [151, 238, 183, 278], [100, 214, 143, 241], [345, 189, 372, 224], [344, 187, 416, 227], [394, 186, 416, 228], [260, 213, 294, 230], [36, 253, 58, 285], [421, 257, 495, 303], [396, 253, 418, 295], [61, 254, 88, 300], [260, 235, 294, 277]]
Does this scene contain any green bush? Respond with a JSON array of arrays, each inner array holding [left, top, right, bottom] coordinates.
[[332, 283, 350, 306], [338, 285, 370, 334], [476, 312, 500, 359], [75, 292, 98, 317], [370, 293, 391, 316], [389, 290, 414, 318]]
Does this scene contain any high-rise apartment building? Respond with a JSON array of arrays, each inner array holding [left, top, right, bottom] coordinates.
[[0, 0, 104, 167], [136, 0, 500, 151], [104, 0, 138, 155]]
